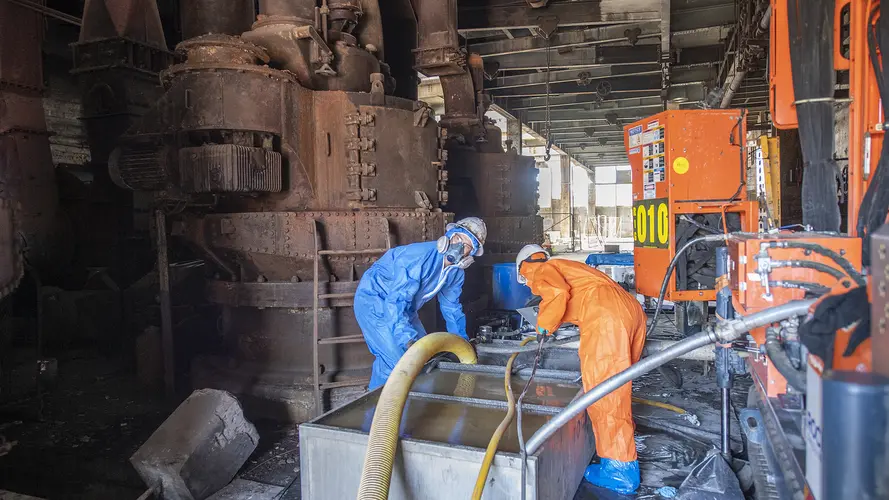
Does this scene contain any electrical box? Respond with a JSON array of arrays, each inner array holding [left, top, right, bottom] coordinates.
[[624, 109, 759, 303]]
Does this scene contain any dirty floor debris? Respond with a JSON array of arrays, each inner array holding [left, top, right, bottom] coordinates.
[[0, 317, 752, 499]]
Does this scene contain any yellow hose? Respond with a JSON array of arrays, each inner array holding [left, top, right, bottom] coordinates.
[[356, 332, 477, 500], [472, 336, 535, 500], [632, 396, 688, 414]]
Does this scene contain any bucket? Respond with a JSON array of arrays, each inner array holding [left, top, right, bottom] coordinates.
[[492, 262, 533, 310]]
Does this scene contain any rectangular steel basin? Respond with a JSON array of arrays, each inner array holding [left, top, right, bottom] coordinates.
[[299, 368, 595, 499]]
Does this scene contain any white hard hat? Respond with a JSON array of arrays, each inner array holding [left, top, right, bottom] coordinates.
[[516, 244, 549, 284], [446, 217, 487, 256]]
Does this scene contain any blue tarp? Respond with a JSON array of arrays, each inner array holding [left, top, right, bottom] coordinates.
[[585, 252, 634, 267]]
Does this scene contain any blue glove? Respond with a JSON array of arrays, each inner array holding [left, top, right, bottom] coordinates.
[[537, 326, 548, 336], [584, 458, 640, 495]]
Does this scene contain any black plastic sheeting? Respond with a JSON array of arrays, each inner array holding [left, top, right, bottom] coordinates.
[[787, 0, 842, 232], [676, 450, 744, 500]]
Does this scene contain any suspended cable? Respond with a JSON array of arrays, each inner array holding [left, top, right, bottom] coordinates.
[[543, 37, 554, 161]]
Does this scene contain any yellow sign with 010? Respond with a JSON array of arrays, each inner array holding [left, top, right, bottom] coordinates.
[[632, 198, 669, 248]]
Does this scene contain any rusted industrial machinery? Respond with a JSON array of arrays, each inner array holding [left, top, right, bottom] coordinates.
[[413, 0, 542, 311], [0, 0, 64, 284], [68, 0, 174, 287], [446, 129, 541, 317], [109, 0, 453, 421], [624, 110, 758, 334]]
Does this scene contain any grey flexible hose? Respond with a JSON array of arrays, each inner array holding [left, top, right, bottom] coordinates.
[[764, 328, 807, 392], [524, 300, 815, 455], [647, 234, 729, 336]]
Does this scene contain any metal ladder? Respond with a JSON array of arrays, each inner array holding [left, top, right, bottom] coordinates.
[[311, 218, 391, 416]]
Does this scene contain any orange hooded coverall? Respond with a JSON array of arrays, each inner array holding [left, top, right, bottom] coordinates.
[[521, 258, 646, 463]]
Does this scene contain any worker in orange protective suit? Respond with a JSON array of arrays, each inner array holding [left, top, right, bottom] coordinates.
[[515, 244, 646, 494]]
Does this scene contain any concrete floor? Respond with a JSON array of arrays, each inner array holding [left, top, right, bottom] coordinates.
[[0, 312, 750, 499]]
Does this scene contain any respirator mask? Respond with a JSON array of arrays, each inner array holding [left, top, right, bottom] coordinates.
[[436, 233, 475, 269]]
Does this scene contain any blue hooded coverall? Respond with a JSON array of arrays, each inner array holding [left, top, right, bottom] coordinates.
[[354, 241, 468, 390]]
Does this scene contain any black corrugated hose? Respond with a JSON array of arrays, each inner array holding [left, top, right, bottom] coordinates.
[[787, 0, 842, 233]]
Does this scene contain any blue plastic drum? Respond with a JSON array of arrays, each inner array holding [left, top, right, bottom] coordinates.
[[492, 262, 533, 310]]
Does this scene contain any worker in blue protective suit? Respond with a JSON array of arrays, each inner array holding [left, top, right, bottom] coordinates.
[[354, 217, 487, 390]]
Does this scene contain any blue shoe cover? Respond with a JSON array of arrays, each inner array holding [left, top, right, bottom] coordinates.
[[583, 458, 640, 495]]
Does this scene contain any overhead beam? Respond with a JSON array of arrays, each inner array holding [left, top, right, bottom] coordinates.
[[545, 128, 630, 138], [489, 45, 661, 72], [471, 22, 661, 56], [494, 88, 660, 100], [491, 47, 599, 71], [490, 65, 713, 92], [577, 152, 629, 156], [509, 94, 663, 111], [537, 121, 633, 132], [571, 152, 630, 156], [561, 141, 628, 149], [519, 100, 663, 122], [534, 118, 641, 129], [670, 2, 735, 32], [571, 157, 630, 162], [497, 84, 704, 109], [571, 157, 630, 164], [571, 154, 630, 160], [469, 23, 729, 61], [550, 130, 628, 138], [563, 147, 629, 154], [540, 120, 631, 131], [489, 63, 660, 90], [555, 135, 627, 143], [672, 24, 732, 48], [458, 0, 661, 32]]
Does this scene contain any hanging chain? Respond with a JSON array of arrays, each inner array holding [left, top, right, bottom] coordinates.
[[543, 37, 554, 161]]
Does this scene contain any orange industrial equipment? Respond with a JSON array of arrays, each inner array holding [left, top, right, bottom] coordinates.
[[727, 233, 870, 396], [762, 0, 878, 391], [769, 0, 798, 129], [770, 0, 882, 233], [625, 110, 758, 315]]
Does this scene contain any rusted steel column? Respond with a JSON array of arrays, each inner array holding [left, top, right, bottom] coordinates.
[[154, 209, 175, 399]]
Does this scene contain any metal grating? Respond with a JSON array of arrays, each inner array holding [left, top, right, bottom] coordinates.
[[179, 144, 282, 194], [110, 143, 169, 190]]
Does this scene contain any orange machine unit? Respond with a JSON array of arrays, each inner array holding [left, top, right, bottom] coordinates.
[[770, 0, 883, 232], [625, 110, 758, 304], [727, 233, 870, 396]]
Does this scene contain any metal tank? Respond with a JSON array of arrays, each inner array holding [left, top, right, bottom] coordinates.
[[300, 366, 594, 499], [109, 2, 449, 421]]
